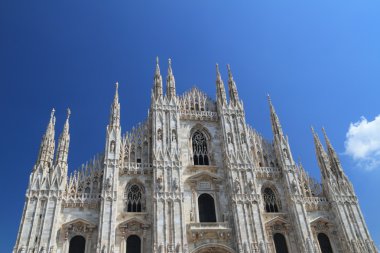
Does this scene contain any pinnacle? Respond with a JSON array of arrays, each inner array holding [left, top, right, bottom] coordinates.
[[155, 57, 161, 75], [216, 63, 222, 80], [168, 58, 173, 74], [311, 125, 316, 135], [267, 94, 274, 110], [113, 81, 119, 102], [227, 64, 232, 79], [321, 127, 334, 149], [66, 108, 71, 119]]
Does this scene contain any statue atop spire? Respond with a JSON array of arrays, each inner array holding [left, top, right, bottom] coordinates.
[[36, 108, 56, 167], [227, 64, 240, 105], [166, 58, 176, 99], [153, 56, 163, 99], [55, 108, 71, 166], [216, 63, 227, 106], [109, 82, 120, 129]]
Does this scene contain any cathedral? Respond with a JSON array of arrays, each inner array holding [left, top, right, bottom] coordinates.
[[14, 59, 377, 253]]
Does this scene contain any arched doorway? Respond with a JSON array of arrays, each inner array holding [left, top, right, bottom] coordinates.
[[68, 235, 86, 253], [273, 233, 289, 253], [318, 233, 333, 253], [126, 235, 141, 253], [198, 193, 216, 222]]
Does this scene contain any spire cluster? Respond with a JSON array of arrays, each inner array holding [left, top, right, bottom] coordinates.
[[213, 63, 242, 108], [151, 58, 242, 108], [311, 127, 347, 181], [151, 57, 178, 100], [36, 108, 72, 168]]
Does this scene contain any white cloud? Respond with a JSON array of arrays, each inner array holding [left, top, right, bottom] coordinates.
[[345, 115, 380, 170]]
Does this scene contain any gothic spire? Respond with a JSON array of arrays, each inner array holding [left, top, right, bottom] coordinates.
[[227, 64, 240, 105], [55, 108, 71, 166], [311, 127, 331, 179], [166, 58, 176, 99], [37, 108, 56, 167], [153, 56, 163, 99], [216, 63, 227, 105], [322, 127, 344, 178], [267, 95, 284, 138], [109, 82, 120, 129]]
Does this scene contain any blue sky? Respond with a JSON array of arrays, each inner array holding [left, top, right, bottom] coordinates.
[[1, 0, 380, 251]]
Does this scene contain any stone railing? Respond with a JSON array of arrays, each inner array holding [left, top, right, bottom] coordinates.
[[62, 192, 100, 209], [121, 162, 153, 175], [179, 110, 218, 121], [187, 222, 231, 242], [188, 165, 218, 174], [254, 166, 281, 179], [188, 222, 229, 230], [304, 196, 330, 211]]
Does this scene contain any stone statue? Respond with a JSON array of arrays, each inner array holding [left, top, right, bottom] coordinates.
[[172, 178, 178, 191], [110, 141, 115, 153], [259, 241, 266, 253], [234, 178, 241, 193], [157, 176, 163, 191]]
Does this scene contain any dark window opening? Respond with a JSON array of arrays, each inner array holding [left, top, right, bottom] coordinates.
[[69, 235, 86, 253], [126, 235, 141, 253], [318, 233, 333, 253], [136, 158, 141, 164], [273, 233, 289, 253], [198, 193, 216, 222]]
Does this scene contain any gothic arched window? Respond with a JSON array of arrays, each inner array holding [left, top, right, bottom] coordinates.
[[273, 233, 289, 253], [318, 233, 333, 253], [263, 187, 280, 212], [69, 235, 86, 253], [125, 184, 144, 212], [198, 193, 216, 222], [192, 131, 209, 166]]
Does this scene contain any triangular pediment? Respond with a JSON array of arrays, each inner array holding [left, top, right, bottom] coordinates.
[[119, 217, 150, 227], [310, 216, 331, 225], [265, 216, 288, 226], [62, 218, 96, 228], [186, 170, 222, 182]]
